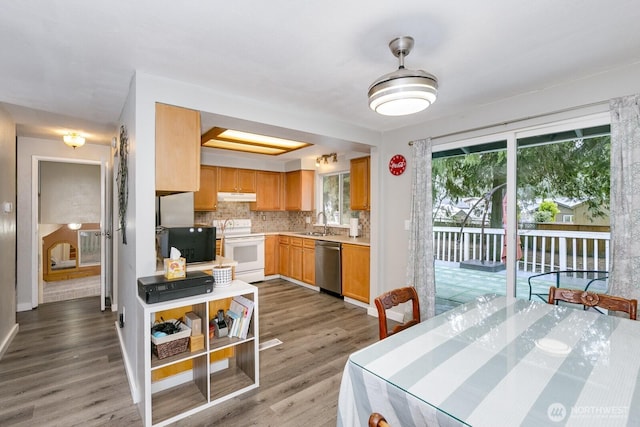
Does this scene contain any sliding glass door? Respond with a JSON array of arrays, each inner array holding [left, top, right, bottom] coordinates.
[[432, 115, 610, 313]]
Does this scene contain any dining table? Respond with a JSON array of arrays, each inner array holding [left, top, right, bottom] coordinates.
[[337, 294, 640, 426]]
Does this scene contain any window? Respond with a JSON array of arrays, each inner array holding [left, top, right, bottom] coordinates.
[[562, 214, 574, 223], [321, 172, 351, 225]]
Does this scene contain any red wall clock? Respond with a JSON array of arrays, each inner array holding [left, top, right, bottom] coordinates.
[[389, 154, 407, 176]]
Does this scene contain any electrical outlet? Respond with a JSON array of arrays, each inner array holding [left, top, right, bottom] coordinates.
[[262, 215, 266, 221], [305, 216, 311, 224], [119, 306, 125, 328]]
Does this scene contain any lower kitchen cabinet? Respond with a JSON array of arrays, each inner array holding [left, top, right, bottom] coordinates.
[[278, 236, 290, 277], [302, 238, 315, 285], [341, 243, 370, 303], [289, 237, 303, 281], [264, 235, 278, 276], [139, 280, 259, 427]]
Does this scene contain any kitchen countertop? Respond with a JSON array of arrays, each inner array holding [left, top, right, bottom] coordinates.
[[155, 255, 237, 274], [268, 231, 370, 246]]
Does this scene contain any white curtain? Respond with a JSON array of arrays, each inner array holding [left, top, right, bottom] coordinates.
[[608, 94, 640, 302], [406, 138, 436, 320]]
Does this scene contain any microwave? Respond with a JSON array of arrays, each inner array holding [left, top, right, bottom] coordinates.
[[158, 226, 216, 263]]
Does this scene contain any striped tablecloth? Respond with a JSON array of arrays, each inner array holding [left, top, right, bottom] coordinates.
[[337, 295, 640, 426]]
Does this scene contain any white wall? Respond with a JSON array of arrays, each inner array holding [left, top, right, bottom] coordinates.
[[375, 61, 640, 301], [16, 137, 111, 311], [0, 105, 17, 359], [40, 162, 101, 224]]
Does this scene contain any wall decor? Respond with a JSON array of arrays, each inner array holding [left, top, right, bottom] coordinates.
[[389, 154, 407, 176], [117, 125, 129, 244]]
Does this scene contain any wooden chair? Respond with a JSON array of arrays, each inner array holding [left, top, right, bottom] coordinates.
[[374, 286, 421, 340], [547, 287, 638, 320], [369, 412, 390, 427]]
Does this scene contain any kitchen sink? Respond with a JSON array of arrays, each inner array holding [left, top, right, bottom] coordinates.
[[296, 231, 330, 236]]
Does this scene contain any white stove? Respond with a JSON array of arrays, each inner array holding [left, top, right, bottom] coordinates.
[[212, 219, 265, 283]]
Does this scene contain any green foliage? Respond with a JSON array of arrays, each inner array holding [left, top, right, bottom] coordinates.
[[432, 135, 610, 224], [538, 200, 560, 216], [533, 210, 554, 223]]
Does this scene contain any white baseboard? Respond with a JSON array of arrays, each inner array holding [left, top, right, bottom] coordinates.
[[151, 359, 230, 393], [0, 324, 19, 360], [110, 303, 118, 311], [115, 320, 139, 403], [366, 305, 403, 323], [16, 302, 33, 312]]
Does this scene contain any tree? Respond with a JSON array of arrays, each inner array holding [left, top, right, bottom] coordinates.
[[534, 200, 560, 222], [432, 135, 610, 226]]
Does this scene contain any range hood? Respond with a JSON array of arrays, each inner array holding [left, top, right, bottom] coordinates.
[[217, 192, 257, 202]]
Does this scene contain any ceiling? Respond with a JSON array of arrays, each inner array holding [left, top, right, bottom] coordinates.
[[1, 1, 640, 159]]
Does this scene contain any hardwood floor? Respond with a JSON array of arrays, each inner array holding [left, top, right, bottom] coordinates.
[[1, 278, 379, 426]]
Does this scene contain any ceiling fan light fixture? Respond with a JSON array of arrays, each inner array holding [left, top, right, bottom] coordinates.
[[368, 36, 438, 116]]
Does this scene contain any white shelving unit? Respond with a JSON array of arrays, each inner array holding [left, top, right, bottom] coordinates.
[[138, 280, 259, 427]]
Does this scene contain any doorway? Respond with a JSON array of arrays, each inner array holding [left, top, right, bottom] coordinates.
[[32, 157, 110, 310]]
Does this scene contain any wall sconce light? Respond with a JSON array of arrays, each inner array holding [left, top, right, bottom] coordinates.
[[63, 132, 86, 149], [315, 153, 338, 167], [67, 223, 82, 230]]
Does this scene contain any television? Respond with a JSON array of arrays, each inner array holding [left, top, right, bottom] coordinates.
[[158, 226, 216, 263]]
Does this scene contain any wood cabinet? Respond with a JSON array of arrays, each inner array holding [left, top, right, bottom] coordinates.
[[194, 166, 218, 211], [155, 103, 201, 195], [289, 237, 303, 281], [139, 281, 259, 427], [302, 238, 316, 286], [350, 156, 370, 211], [264, 235, 278, 276], [285, 170, 314, 211], [278, 236, 290, 277], [341, 243, 370, 303], [251, 171, 284, 211], [278, 235, 315, 285], [218, 167, 256, 193]]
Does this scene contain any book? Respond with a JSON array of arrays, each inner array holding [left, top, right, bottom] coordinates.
[[229, 299, 248, 336], [226, 310, 240, 337], [233, 295, 255, 339]]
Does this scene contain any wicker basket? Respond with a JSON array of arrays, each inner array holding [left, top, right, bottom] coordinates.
[[151, 320, 191, 359]]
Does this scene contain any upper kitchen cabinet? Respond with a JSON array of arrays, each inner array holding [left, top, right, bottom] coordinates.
[[218, 167, 257, 193], [285, 170, 314, 211], [251, 171, 284, 211], [155, 103, 201, 195], [194, 165, 217, 211], [350, 156, 370, 211]]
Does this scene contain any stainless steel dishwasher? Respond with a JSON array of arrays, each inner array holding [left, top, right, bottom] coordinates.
[[315, 240, 342, 295]]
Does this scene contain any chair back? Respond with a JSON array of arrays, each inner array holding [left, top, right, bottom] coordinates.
[[374, 286, 421, 339], [369, 412, 390, 427], [547, 287, 637, 320]]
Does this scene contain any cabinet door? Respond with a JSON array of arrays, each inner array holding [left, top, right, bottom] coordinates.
[[278, 236, 290, 276], [218, 168, 257, 193], [194, 166, 218, 211], [237, 169, 256, 193], [264, 235, 278, 276], [285, 170, 314, 211], [155, 103, 201, 195], [350, 156, 370, 211], [252, 171, 283, 211], [341, 243, 370, 303], [289, 237, 303, 281], [302, 239, 316, 285], [218, 167, 239, 192]]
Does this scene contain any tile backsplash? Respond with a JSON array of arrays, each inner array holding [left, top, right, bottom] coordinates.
[[194, 202, 370, 238]]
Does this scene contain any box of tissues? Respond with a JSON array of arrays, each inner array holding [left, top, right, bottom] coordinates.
[[164, 247, 186, 279]]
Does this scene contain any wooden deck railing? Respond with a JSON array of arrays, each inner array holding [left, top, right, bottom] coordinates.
[[433, 226, 610, 275]]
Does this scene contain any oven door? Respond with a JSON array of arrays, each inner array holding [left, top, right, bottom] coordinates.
[[224, 235, 265, 282]]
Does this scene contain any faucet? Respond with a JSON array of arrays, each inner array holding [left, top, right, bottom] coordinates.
[[317, 211, 328, 235]]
